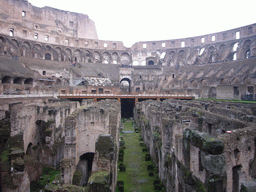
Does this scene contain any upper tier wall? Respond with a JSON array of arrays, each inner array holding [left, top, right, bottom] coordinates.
[[0, 0, 128, 50], [131, 23, 256, 51]]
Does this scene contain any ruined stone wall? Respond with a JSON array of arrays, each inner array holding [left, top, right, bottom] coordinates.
[[1, 98, 80, 192], [134, 99, 256, 192], [62, 99, 120, 191]]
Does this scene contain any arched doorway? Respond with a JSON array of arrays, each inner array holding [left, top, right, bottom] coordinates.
[[208, 87, 217, 99], [120, 78, 131, 93], [45, 53, 51, 60]]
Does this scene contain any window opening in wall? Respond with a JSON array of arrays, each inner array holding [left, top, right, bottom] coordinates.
[[75, 40, 79, 46], [34, 33, 38, 39], [43, 71, 46, 75], [233, 53, 237, 61], [45, 35, 49, 41], [245, 49, 251, 59], [233, 43, 239, 51], [94, 42, 98, 47], [212, 35, 216, 41], [162, 42, 166, 47], [199, 48, 205, 55], [69, 21, 73, 27], [172, 41, 175, 46], [23, 30, 27, 37], [207, 123, 212, 135], [85, 41, 89, 46], [248, 86, 254, 94], [104, 43, 107, 48], [136, 87, 140, 92], [34, 25, 38, 29], [148, 60, 154, 65], [201, 37, 205, 43], [99, 88, 103, 94], [22, 11, 26, 17], [172, 74, 175, 78], [152, 43, 156, 47], [181, 41, 185, 48], [91, 90, 97, 94], [113, 43, 116, 48], [10, 28, 14, 37], [45, 53, 51, 60], [236, 31, 240, 39], [143, 43, 147, 48]]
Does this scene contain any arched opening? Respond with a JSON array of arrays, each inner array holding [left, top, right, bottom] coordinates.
[[148, 60, 154, 65], [26, 143, 33, 155], [2, 76, 11, 84], [245, 49, 251, 59], [24, 78, 33, 85], [45, 53, 51, 60], [73, 153, 95, 186], [13, 77, 22, 84], [208, 87, 217, 99], [120, 78, 131, 93]]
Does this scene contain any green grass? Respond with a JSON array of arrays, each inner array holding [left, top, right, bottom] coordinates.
[[117, 120, 163, 192], [196, 98, 256, 104], [123, 120, 134, 131]]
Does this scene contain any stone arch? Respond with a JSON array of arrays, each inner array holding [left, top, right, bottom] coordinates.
[[74, 49, 82, 62], [45, 53, 52, 60], [112, 52, 119, 64], [183, 81, 188, 88], [221, 78, 229, 85], [0, 36, 6, 54], [148, 60, 154, 65], [120, 78, 131, 93], [191, 80, 197, 88], [55, 47, 62, 61], [84, 50, 91, 63], [208, 46, 215, 63], [26, 142, 33, 155], [243, 77, 251, 84], [21, 41, 31, 57], [201, 79, 208, 87], [13, 77, 23, 84], [178, 50, 185, 66], [168, 51, 176, 66], [65, 48, 72, 62], [24, 78, 33, 85], [102, 52, 111, 64], [232, 77, 241, 85], [45, 45, 52, 51], [120, 52, 131, 65], [208, 87, 217, 98], [2, 76, 11, 84], [33, 44, 44, 59], [93, 51, 102, 63], [242, 39, 252, 59]]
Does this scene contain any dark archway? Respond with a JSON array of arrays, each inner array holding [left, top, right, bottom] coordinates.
[[2, 76, 11, 84], [13, 77, 22, 84], [120, 78, 131, 93], [45, 53, 51, 60], [148, 60, 154, 65], [24, 78, 33, 85], [121, 98, 135, 118], [73, 153, 95, 186]]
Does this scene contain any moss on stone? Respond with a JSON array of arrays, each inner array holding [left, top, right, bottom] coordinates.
[[88, 171, 109, 184], [184, 128, 224, 155], [72, 171, 82, 186]]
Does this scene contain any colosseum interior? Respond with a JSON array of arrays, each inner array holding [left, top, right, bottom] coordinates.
[[0, 0, 256, 191]]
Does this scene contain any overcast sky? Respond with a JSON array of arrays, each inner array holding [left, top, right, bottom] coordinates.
[[29, 0, 256, 47]]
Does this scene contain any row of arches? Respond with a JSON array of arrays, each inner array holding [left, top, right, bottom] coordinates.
[[155, 37, 256, 66], [0, 35, 132, 65], [2, 76, 33, 85]]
